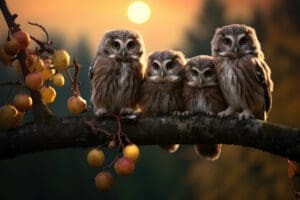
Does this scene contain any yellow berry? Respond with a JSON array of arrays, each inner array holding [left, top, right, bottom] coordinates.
[[0, 105, 23, 129], [53, 50, 70, 71], [52, 73, 65, 87], [41, 66, 55, 80], [87, 149, 105, 168], [67, 95, 87, 115], [4, 38, 20, 56], [123, 144, 140, 161], [40, 86, 56, 104], [0, 45, 15, 66], [13, 93, 32, 112]]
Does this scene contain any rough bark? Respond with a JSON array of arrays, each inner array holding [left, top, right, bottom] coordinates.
[[0, 114, 299, 162]]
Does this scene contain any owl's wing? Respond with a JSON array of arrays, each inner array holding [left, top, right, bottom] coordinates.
[[88, 56, 99, 80], [254, 59, 273, 113]]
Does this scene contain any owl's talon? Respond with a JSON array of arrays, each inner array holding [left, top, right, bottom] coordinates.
[[171, 111, 182, 117], [237, 110, 254, 121], [217, 106, 235, 118], [205, 111, 215, 116], [120, 108, 134, 115], [181, 111, 192, 117], [94, 108, 108, 117]]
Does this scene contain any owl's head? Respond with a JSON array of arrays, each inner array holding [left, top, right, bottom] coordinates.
[[185, 55, 218, 88], [97, 29, 145, 61], [145, 50, 186, 83], [211, 24, 264, 59]]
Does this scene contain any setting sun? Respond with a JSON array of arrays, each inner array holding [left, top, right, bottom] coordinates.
[[127, 1, 151, 24]]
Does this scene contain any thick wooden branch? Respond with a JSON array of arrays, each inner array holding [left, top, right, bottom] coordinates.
[[0, 114, 299, 162]]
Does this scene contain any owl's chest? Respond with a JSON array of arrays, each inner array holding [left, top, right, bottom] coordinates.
[[218, 59, 243, 104], [192, 91, 209, 110]]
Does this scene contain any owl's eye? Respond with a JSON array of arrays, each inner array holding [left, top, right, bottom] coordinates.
[[204, 69, 214, 78], [239, 36, 249, 46], [166, 61, 174, 70], [111, 41, 121, 50], [191, 69, 198, 77], [152, 63, 160, 70], [127, 41, 137, 50], [222, 38, 232, 46]]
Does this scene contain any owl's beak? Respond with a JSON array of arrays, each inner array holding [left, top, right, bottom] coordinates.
[[121, 49, 126, 57], [233, 46, 239, 56], [197, 79, 203, 87], [160, 71, 165, 78]]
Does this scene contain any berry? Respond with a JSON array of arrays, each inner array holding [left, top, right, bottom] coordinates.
[[25, 72, 44, 90], [114, 157, 135, 176], [40, 86, 56, 104], [52, 73, 65, 87], [87, 149, 105, 168], [4, 38, 20, 56], [53, 50, 70, 71], [12, 31, 31, 49], [123, 144, 140, 161], [67, 95, 87, 115], [0, 105, 23, 129], [13, 93, 32, 112], [95, 171, 114, 191]]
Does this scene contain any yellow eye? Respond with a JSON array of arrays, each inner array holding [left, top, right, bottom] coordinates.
[[111, 41, 120, 50]]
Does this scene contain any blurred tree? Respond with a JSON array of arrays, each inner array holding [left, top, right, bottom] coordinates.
[[251, 0, 300, 128], [183, 0, 226, 57]]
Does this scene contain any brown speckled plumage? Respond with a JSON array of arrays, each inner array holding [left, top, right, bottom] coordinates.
[[89, 30, 145, 116], [183, 55, 226, 161], [211, 24, 273, 121], [139, 49, 186, 153]]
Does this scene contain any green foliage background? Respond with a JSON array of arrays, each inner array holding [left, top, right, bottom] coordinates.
[[0, 0, 299, 199]]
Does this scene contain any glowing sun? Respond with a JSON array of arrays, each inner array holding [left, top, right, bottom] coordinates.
[[127, 1, 151, 24]]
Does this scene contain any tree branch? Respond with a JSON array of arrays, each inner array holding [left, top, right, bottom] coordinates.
[[0, 114, 299, 161]]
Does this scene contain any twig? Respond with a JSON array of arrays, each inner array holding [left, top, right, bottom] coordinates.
[[28, 21, 51, 43], [65, 69, 73, 83], [0, 80, 24, 87], [72, 59, 80, 96], [30, 35, 54, 55]]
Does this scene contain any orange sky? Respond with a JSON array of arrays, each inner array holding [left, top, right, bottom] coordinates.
[[0, 0, 275, 56], [0, 0, 201, 55]]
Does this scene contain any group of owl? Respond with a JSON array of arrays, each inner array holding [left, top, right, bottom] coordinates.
[[89, 24, 274, 161]]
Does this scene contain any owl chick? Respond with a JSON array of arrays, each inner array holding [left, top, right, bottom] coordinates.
[[89, 30, 145, 116], [211, 24, 273, 121], [139, 49, 186, 153], [183, 55, 226, 161]]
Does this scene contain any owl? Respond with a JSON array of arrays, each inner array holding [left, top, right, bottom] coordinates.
[[89, 30, 145, 116], [139, 49, 186, 153], [211, 24, 273, 121], [183, 55, 226, 161]]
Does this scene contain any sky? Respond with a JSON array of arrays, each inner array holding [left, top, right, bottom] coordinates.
[[0, 0, 275, 56], [0, 0, 201, 55]]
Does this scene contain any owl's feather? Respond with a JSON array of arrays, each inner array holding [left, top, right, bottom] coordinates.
[[183, 55, 225, 161], [211, 24, 273, 121], [90, 56, 142, 113], [140, 79, 184, 115]]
